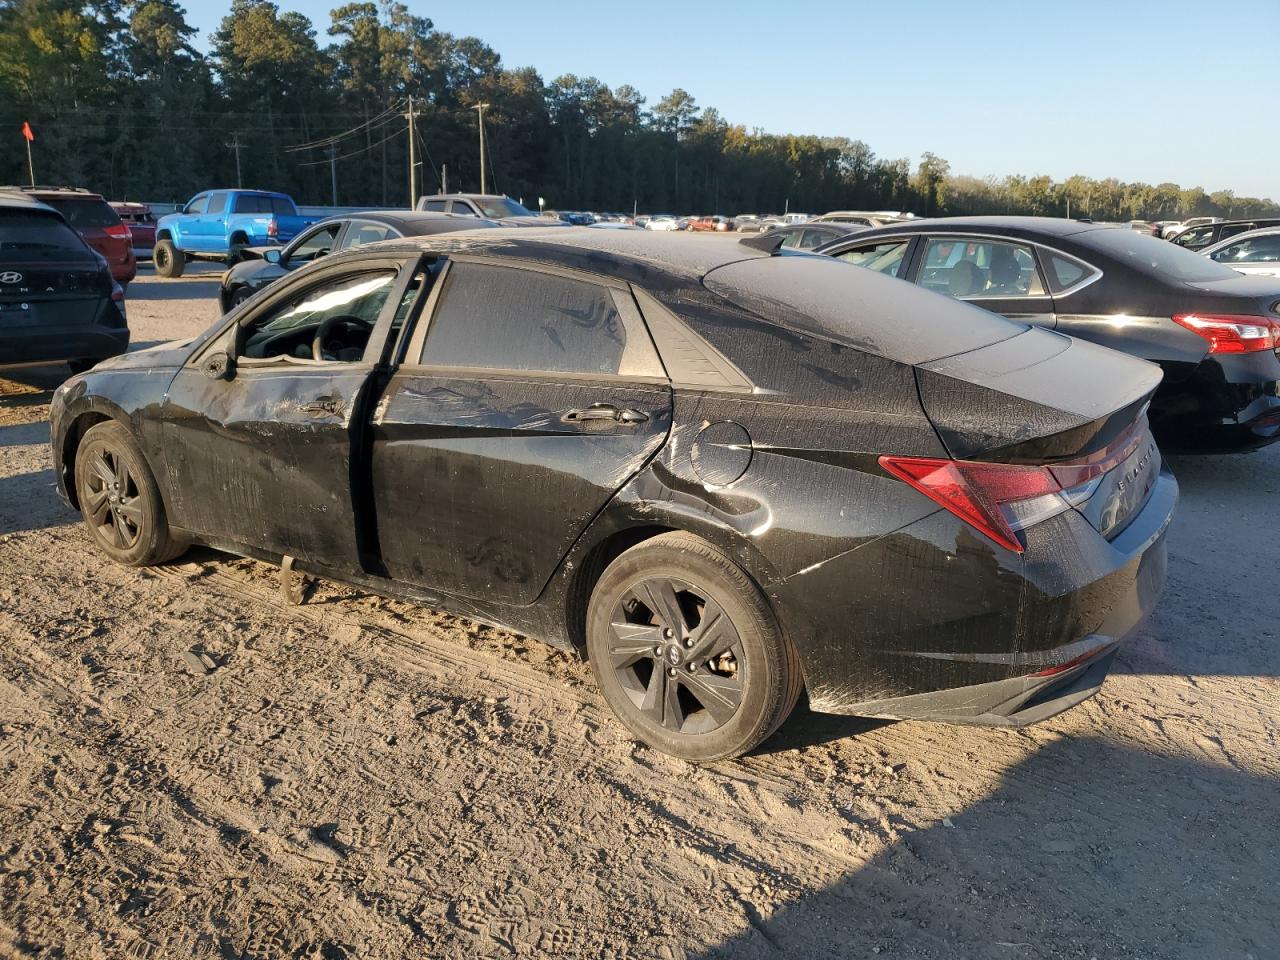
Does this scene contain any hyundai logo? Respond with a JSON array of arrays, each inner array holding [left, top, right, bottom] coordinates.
[[0, 271, 23, 284]]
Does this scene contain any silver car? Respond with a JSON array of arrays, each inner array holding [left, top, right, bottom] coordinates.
[[1201, 227, 1280, 278]]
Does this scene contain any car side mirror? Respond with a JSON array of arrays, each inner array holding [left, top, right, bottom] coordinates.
[[264, 248, 282, 264], [201, 351, 235, 381]]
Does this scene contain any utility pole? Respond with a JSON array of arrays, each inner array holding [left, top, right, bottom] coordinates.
[[441, 163, 448, 195], [473, 102, 490, 194], [326, 144, 338, 206], [406, 95, 419, 209], [226, 133, 243, 188]]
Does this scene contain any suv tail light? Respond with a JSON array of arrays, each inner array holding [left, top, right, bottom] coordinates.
[[1172, 313, 1279, 354], [880, 418, 1149, 553], [267, 218, 279, 238], [104, 223, 131, 240]]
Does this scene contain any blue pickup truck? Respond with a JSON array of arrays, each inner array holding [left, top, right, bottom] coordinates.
[[153, 189, 319, 278]]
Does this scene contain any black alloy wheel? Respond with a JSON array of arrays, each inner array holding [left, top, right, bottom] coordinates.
[[587, 532, 802, 761], [74, 421, 187, 566]]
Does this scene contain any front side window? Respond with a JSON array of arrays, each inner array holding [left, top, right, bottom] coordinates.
[[1211, 234, 1280, 263], [448, 202, 477, 217], [836, 239, 910, 277], [917, 237, 1045, 298], [340, 222, 396, 250], [777, 228, 804, 249], [421, 263, 626, 375], [474, 197, 534, 219], [798, 228, 832, 250], [184, 194, 209, 215], [1172, 225, 1213, 248], [286, 224, 341, 265], [240, 271, 396, 363]]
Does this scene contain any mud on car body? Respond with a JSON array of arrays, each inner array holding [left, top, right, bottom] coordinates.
[[50, 229, 1175, 760]]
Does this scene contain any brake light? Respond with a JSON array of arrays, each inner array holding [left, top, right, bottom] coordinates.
[[1172, 313, 1278, 354], [104, 223, 130, 239], [267, 218, 278, 238], [879, 418, 1149, 553]]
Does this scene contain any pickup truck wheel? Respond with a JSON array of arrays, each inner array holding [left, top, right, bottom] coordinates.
[[153, 240, 185, 279], [227, 235, 248, 264]]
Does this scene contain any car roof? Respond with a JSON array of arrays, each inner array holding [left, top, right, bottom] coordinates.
[[824, 215, 1129, 242], [0, 190, 62, 215], [3, 185, 106, 201], [315, 210, 497, 230], [333, 226, 771, 283]]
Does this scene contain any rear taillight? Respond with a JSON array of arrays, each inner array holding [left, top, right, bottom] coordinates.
[[880, 418, 1148, 553], [267, 218, 278, 238], [104, 223, 130, 240], [1172, 313, 1278, 354]]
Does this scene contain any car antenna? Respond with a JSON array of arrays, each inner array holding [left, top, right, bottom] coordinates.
[[739, 233, 786, 255]]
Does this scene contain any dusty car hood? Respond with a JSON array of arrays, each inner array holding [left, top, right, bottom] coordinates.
[[94, 339, 194, 371]]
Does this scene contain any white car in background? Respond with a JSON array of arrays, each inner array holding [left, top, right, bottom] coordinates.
[[644, 216, 680, 231], [1200, 227, 1280, 277]]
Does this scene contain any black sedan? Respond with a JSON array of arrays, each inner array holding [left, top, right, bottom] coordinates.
[[218, 210, 497, 312], [1, 190, 128, 372], [50, 229, 1174, 760], [818, 217, 1280, 451], [757, 220, 867, 250]]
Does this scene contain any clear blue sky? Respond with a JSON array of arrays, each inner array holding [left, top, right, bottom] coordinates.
[[185, 0, 1278, 200]]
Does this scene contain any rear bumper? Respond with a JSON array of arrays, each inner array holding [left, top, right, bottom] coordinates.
[[1152, 353, 1280, 451], [110, 251, 137, 284], [773, 467, 1176, 724]]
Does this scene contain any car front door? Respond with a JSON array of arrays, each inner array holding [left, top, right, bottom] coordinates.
[[370, 258, 672, 604], [198, 192, 229, 252], [908, 235, 1057, 328], [161, 256, 419, 574]]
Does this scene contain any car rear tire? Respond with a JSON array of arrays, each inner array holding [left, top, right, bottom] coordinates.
[[153, 239, 185, 278], [229, 286, 254, 309], [68, 359, 97, 374], [586, 532, 803, 761], [74, 421, 187, 567]]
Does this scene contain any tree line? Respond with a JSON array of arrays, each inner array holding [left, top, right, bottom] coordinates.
[[2, 0, 1276, 221]]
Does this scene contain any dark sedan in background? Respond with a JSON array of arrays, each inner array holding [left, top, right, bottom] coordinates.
[[218, 210, 497, 312], [52, 229, 1172, 760], [818, 217, 1280, 451], [758, 220, 868, 250], [0, 191, 128, 371]]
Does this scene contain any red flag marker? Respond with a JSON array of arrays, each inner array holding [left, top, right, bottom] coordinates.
[[21, 121, 35, 186], [21, 121, 34, 142]]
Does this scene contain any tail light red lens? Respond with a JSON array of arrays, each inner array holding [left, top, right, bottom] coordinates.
[[104, 223, 131, 240], [267, 218, 279, 238], [880, 417, 1149, 553], [1172, 313, 1278, 354]]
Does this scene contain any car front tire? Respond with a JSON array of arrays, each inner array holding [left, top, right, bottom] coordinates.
[[586, 532, 803, 761], [74, 421, 187, 567], [153, 239, 185, 278]]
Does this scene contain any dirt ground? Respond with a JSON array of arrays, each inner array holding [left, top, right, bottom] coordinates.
[[1, 262, 1277, 960]]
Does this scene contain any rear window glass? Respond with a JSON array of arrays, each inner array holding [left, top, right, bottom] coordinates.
[[1077, 228, 1239, 281], [41, 198, 120, 229], [422, 263, 625, 375], [0, 211, 91, 262], [233, 194, 297, 215]]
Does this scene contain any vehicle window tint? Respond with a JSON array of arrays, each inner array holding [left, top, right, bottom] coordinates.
[[184, 195, 208, 215], [241, 271, 396, 362], [475, 197, 534, 218], [917, 237, 1045, 298], [233, 194, 294, 215], [835, 239, 909, 277], [1212, 235, 1280, 263], [45, 198, 121, 229], [448, 202, 477, 217], [1172, 226, 1212, 247], [287, 224, 340, 264], [1044, 253, 1091, 292], [421, 263, 625, 375], [271, 197, 296, 216], [207, 193, 227, 215], [778, 228, 803, 249], [0, 211, 89, 262], [423, 199, 448, 212], [797, 229, 831, 250], [1218, 224, 1250, 242], [340, 223, 396, 250]]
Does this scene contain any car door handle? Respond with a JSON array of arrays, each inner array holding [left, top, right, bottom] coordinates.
[[562, 403, 649, 425], [299, 396, 343, 416]]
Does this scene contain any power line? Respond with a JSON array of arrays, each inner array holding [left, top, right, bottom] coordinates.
[[293, 124, 405, 166], [284, 102, 404, 153]]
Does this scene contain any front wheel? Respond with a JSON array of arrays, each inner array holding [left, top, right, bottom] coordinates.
[[153, 239, 185, 278], [74, 421, 187, 566], [586, 532, 802, 761]]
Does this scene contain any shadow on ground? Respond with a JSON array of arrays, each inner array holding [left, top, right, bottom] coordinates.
[[127, 262, 222, 302], [694, 736, 1276, 959]]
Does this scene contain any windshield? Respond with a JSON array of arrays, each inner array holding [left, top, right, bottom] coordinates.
[[41, 197, 120, 230], [1076, 227, 1240, 282], [0, 211, 93, 262], [475, 197, 534, 218]]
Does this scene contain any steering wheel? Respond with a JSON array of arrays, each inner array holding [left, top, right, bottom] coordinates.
[[312, 314, 374, 361]]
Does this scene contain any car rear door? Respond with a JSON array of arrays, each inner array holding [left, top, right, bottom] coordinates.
[[908, 234, 1057, 328], [161, 255, 421, 574], [370, 257, 672, 604]]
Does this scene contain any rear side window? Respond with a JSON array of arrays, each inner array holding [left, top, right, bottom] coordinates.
[[207, 193, 227, 214], [423, 199, 448, 212], [917, 237, 1045, 298], [421, 263, 626, 375], [43, 198, 120, 229], [340, 222, 396, 249], [1043, 252, 1093, 292], [1211, 234, 1280, 263], [798, 229, 832, 249], [0, 211, 90, 262]]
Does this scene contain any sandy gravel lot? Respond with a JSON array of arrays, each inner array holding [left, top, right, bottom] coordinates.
[[0, 263, 1277, 959]]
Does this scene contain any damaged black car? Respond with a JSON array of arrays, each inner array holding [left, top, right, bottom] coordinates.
[[50, 229, 1175, 760]]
